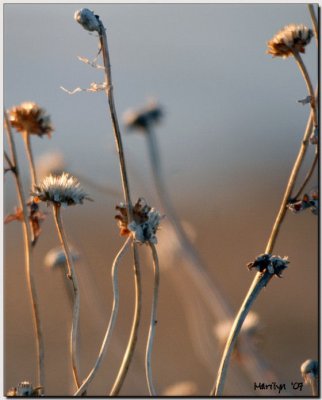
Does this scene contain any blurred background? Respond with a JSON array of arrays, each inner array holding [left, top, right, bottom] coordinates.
[[4, 3, 318, 396]]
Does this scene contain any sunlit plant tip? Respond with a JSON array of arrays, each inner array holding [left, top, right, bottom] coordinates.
[[32, 173, 92, 207]]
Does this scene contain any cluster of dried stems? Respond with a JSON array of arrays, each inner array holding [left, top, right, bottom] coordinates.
[[4, 4, 318, 397]]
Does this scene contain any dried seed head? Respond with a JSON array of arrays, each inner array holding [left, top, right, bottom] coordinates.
[[74, 8, 101, 33], [45, 246, 79, 268], [32, 173, 91, 207], [8, 102, 53, 137], [247, 254, 289, 277], [123, 100, 163, 131], [115, 198, 163, 244], [162, 381, 198, 396], [6, 381, 42, 397], [267, 24, 313, 58], [287, 189, 319, 215], [301, 359, 318, 384]]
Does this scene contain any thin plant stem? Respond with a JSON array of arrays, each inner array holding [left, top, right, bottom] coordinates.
[[96, 18, 143, 394], [4, 149, 15, 172], [213, 110, 315, 396], [22, 130, 38, 188], [109, 243, 142, 396], [292, 50, 318, 128], [308, 4, 318, 43], [145, 243, 160, 396], [292, 151, 318, 200], [52, 204, 81, 390], [4, 112, 45, 393], [74, 237, 131, 396], [309, 377, 318, 396]]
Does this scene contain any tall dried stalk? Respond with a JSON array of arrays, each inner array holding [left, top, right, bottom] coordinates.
[[74, 237, 131, 396], [22, 130, 38, 188], [4, 112, 45, 393], [52, 204, 81, 389]]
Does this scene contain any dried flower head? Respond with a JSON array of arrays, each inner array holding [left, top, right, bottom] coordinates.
[[301, 359, 319, 384], [115, 198, 162, 244], [287, 189, 318, 215], [45, 246, 79, 268], [74, 8, 101, 33], [7, 381, 41, 397], [267, 24, 313, 58], [32, 173, 91, 207], [247, 253, 289, 278], [123, 100, 163, 131], [162, 381, 198, 396], [8, 102, 53, 137]]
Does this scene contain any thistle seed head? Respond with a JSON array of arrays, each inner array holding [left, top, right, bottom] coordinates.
[[115, 198, 163, 244], [301, 359, 318, 384], [267, 24, 313, 58], [8, 102, 53, 137], [74, 8, 101, 33], [247, 254, 289, 278], [32, 173, 91, 207]]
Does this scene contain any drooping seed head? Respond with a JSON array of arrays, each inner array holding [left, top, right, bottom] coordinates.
[[8, 102, 53, 137], [301, 359, 318, 384], [123, 100, 163, 131], [74, 8, 101, 33], [267, 24, 313, 58], [115, 198, 163, 244], [32, 173, 91, 207]]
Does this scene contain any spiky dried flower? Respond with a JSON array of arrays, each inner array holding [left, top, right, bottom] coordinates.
[[247, 254, 289, 278], [32, 173, 91, 207], [301, 359, 319, 384], [8, 102, 53, 137], [115, 198, 162, 244], [123, 101, 163, 131], [74, 8, 101, 33], [267, 24, 313, 58]]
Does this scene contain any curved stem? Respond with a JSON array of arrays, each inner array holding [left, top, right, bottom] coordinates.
[[109, 242, 142, 396], [213, 109, 315, 395], [74, 237, 131, 396], [52, 204, 81, 390], [292, 50, 318, 129], [211, 271, 272, 395], [308, 4, 318, 44], [292, 151, 318, 200], [146, 243, 160, 396], [4, 112, 45, 393], [22, 130, 37, 189]]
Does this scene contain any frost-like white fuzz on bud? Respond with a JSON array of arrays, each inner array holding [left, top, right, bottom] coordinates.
[[74, 8, 101, 33]]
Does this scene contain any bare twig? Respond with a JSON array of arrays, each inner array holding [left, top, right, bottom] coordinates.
[[74, 237, 131, 396], [308, 4, 318, 43], [145, 243, 160, 396], [4, 111, 45, 393], [52, 204, 81, 390], [291, 151, 318, 200]]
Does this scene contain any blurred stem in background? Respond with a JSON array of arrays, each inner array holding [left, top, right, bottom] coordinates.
[[4, 112, 45, 394], [214, 18, 318, 395], [123, 102, 281, 390]]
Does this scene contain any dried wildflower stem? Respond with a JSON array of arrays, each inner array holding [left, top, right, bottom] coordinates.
[[292, 50, 318, 128], [308, 4, 318, 43], [52, 204, 81, 389], [98, 22, 133, 218], [308, 377, 318, 396], [4, 150, 15, 172], [4, 112, 45, 392], [109, 243, 142, 396], [145, 243, 160, 396], [292, 152, 318, 200], [96, 19, 143, 394], [213, 110, 315, 396], [74, 237, 131, 396], [22, 130, 38, 188]]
